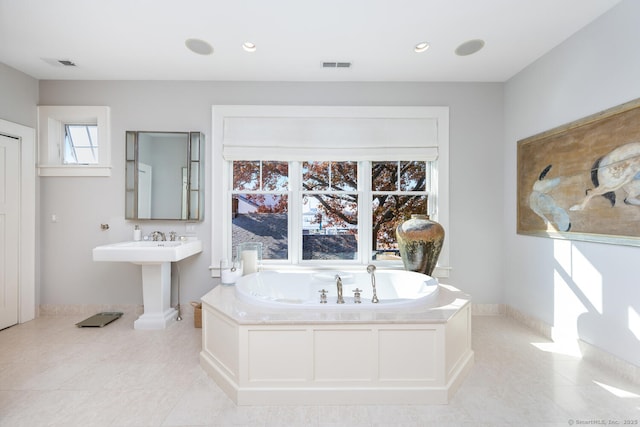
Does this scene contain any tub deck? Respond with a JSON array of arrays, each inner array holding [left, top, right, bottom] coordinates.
[[200, 282, 474, 405]]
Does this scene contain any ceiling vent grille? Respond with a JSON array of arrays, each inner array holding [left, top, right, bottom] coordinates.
[[58, 60, 77, 67], [322, 61, 352, 69]]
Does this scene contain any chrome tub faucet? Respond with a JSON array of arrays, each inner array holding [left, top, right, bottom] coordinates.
[[335, 274, 345, 304], [367, 264, 379, 303]]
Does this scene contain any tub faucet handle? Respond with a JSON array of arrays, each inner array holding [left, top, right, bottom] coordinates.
[[353, 288, 362, 304], [318, 289, 328, 304]]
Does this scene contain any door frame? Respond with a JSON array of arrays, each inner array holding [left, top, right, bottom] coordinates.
[[0, 118, 35, 323]]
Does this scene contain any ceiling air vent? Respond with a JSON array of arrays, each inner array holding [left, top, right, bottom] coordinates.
[[58, 59, 77, 67], [322, 61, 352, 69]]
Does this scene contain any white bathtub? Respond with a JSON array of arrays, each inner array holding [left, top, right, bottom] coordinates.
[[234, 269, 439, 309], [200, 269, 474, 405]]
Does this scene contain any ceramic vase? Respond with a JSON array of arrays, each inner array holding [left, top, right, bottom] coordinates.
[[396, 214, 444, 276]]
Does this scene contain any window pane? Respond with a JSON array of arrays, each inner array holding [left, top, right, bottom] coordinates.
[[372, 194, 427, 260], [64, 124, 98, 164], [331, 161, 357, 191], [303, 161, 357, 191], [87, 125, 98, 145], [302, 194, 358, 260], [400, 161, 427, 191], [302, 161, 329, 191], [233, 161, 260, 190], [262, 161, 288, 191], [232, 194, 288, 260], [74, 147, 98, 164], [371, 161, 398, 191]]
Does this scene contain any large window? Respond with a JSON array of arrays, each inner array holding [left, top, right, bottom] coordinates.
[[213, 105, 449, 275], [229, 159, 432, 265]]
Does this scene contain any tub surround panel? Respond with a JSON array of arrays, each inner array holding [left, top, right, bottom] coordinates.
[[247, 329, 308, 381], [203, 306, 239, 379], [446, 301, 472, 377], [200, 284, 474, 405], [378, 328, 439, 381]]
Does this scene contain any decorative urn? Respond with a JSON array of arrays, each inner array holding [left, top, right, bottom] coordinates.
[[396, 214, 444, 276]]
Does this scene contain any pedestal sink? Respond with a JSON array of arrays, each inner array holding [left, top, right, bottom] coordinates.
[[93, 239, 202, 330]]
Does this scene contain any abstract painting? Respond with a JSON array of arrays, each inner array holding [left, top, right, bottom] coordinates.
[[517, 98, 640, 246]]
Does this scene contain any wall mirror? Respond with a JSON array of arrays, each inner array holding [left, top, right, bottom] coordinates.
[[125, 131, 204, 220]]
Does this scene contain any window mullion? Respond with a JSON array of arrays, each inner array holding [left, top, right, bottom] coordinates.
[[428, 160, 437, 218], [359, 161, 371, 264], [289, 161, 301, 264], [222, 160, 232, 260]]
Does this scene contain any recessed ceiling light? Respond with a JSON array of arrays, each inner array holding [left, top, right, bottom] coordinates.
[[414, 42, 430, 53], [242, 42, 257, 53], [455, 39, 485, 56], [185, 38, 214, 55]]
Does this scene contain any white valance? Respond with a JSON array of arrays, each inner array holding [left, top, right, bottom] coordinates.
[[217, 106, 442, 161]]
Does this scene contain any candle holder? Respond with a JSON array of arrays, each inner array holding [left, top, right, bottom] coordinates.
[[237, 242, 262, 275], [220, 258, 242, 285]]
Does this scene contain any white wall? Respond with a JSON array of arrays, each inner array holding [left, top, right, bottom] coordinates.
[[0, 63, 38, 128], [37, 81, 504, 306], [504, 0, 640, 366]]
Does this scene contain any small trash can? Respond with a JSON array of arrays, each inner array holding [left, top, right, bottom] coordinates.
[[191, 301, 202, 328]]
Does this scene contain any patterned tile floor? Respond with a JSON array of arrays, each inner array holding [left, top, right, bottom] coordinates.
[[1, 313, 638, 426]]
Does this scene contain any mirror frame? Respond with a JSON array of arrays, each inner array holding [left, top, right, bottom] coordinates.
[[125, 131, 204, 221]]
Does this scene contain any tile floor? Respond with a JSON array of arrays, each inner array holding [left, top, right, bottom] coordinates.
[[1, 312, 639, 426]]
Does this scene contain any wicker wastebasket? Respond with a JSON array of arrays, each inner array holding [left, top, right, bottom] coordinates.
[[191, 301, 202, 328]]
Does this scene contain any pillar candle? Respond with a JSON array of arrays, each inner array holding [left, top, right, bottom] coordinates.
[[241, 249, 258, 275]]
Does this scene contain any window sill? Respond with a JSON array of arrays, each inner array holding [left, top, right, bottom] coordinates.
[[38, 165, 112, 177]]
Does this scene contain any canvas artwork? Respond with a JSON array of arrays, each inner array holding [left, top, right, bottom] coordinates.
[[517, 98, 640, 246]]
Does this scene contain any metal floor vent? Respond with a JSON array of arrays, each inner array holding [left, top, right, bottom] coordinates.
[[322, 61, 352, 68], [76, 312, 123, 328]]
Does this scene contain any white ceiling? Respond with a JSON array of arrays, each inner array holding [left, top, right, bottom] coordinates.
[[0, 0, 622, 82]]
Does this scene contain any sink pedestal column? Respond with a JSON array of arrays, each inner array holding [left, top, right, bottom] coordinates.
[[134, 262, 177, 330]]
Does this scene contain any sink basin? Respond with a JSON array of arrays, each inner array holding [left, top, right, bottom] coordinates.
[[92, 239, 203, 330], [93, 239, 203, 263]]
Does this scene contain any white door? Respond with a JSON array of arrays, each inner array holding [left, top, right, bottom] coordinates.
[[0, 134, 20, 329]]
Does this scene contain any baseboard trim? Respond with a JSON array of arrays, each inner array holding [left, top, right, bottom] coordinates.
[[38, 303, 196, 320], [38, 304, 144, 316], [504, 305, 639, 384], [471, 303, 505, 316]]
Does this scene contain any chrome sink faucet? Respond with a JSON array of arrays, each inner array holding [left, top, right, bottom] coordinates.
[[367, 264, 379, 303], [335, 274, 345, 304], [150, 231, 166, 241]]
